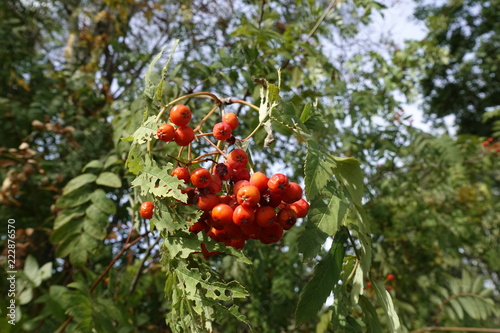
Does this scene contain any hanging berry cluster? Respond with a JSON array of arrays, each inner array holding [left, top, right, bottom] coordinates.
[[139, 101, 309, 256]]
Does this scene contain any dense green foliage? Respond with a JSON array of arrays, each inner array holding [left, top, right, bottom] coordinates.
[[1, 0, 499, 332]]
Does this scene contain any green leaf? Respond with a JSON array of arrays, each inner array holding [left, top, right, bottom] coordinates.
[[176, 266, 249, 301], [90, 189, 116, 215], [351, 263, 364, 305], [82, 160, 103, 173], [155, 39, 179, 102], [23, 255, 40, 286], [95, 172, 122, 188], [56, 185, 93, 209], [297, 224, 329, 260], [300, 103, 312, 123], [359, 295, 383, 333], [256, 78, 281, 123], [295, 228, 348, 325], [372, 280, 402, 332], [103, 155, 119, 169], [84, 204, 109, 240], [123, 114, 158, 145], [332, 157, 364, 206], [309, 190, 348, 236], [131, 156, 186, 201], [144, 46, 167, 100], [63, 173, 97, 195], [305, 140, 336, 200], [125, 142, 145, 175]]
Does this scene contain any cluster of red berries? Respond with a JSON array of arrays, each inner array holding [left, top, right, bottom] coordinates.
[[139, 104, 310, 255], [482, 137, 500, 155]]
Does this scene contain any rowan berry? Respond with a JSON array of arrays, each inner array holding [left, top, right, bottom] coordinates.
[[282, 182, 303, 204], [260, 189, 282, 208], [211, 203, 234, 225], [222, 112, 239, 130], [250, 172, 269, 192], [140, 201, 154, 219], [223, 223, 245, 240], [289, 198, 309, 218], [189, 220, 208, 234], [387, 274, 395, 281], [157, 124, 175, 142], [233, 180, 250, 196], [240, 223, 262, 239], [171, 167, 190, 183], [227, 238, 245, 249], [227, 148, 248, 169], [233, 205, 255, 226], [190, 168, 212, 188], [236, 185, 261, 207], [174, 126, 195, 146], [196, 193, 220, 211], [170, 104, 192, 126], [213, 163, 233, 181], [213, 122, 232, 141], [268, 173, 289, 195], [255, 206, 277, 227], [208, 174, 223, 194], [232, 167, 251, 182], [277, 206, 297, 230], [259, 222, 283, 244]]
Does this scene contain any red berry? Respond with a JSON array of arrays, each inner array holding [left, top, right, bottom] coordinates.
[[268, 173, 289, 195], [213, 163, 234, 181], [157, 124, 175, 142], [236, 185, 261, 208], [190, 168, 212, 188], [289, 198, 309, 218], [233, 180, 250, 196], [387, 274, 395, 281], [174, 126, 195, 146], [171, 167, 190, 183], [282, 182, 303, 204], [227, 238, 245, 249], [233, 205, 255, 226], [386, 286, 393, 291], [213, 122, 232, 141], [227, 148, 248, 169], [255, 206, 277, 227], [207, 174, 223, 194], [140, 201, 154, 219], [222, 112, 239, 130], [232, 168, 251, 182], [277, 206, 297, 230], [223, 223, 245, 240], [240, 222, 262, 239], [197, 193, 220, 211], [211, 203, 234, 226], [250, 172, 269, 192], [189, 220, 208, 234], [170, 104, 192, 126], [259, 222, 283, 244], [260, 189, 283, 208]]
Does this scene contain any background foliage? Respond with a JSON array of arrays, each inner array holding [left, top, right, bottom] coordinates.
[[1, 0, 499, 332]]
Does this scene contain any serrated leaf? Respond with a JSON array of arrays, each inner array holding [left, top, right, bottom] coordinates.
[[126, 114, 158, 145], [125, 143, 144, 175], [95, 172, 122, 188], [297, 224, 329, 260], [131, 156, 186, 201], [144, 46, 167, 100], [309, 191, 348, 236], [359, 295, 383, 333], [163, 231, 202, 258], [177, 266, 249, 301], [305, 140, 336, 200], [257, 79, 281, 123], [155, 39, 179, 102], [295, 228, 348, 325], [372, 280, 402, 332], [332, 157, 364, 206], [90, 189, 116, 215]]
